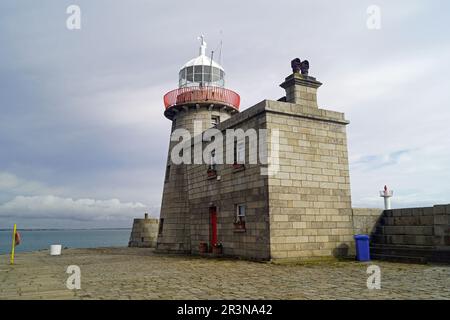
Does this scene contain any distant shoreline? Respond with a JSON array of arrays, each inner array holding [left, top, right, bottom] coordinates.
[[0, 228, 132, 232]]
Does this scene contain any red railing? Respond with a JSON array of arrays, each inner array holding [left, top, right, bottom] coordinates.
[[163, 86, 240, 110]]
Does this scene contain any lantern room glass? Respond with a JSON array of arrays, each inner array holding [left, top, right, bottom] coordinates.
[[179, 66, 225, 88]]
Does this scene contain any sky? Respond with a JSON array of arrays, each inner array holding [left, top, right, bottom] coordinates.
[[0, 0, 449, 228]]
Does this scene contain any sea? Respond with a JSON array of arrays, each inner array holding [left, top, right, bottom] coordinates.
[[0, 229, 131, 255]]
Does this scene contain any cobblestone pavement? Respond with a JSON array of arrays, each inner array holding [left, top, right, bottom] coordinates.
[[0, 247, 449, 300]]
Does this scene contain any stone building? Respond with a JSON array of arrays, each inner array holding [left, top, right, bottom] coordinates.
[[156, 38, 356, 260], [129, 213, 159, 248]]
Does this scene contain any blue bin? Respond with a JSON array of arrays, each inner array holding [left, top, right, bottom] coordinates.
[[354, 234, 370, 261]]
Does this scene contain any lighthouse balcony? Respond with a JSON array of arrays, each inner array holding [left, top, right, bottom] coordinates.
[[163, 86, 240, 112]]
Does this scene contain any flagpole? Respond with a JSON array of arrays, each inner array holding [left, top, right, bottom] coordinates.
[[10, 224, 16, 265]]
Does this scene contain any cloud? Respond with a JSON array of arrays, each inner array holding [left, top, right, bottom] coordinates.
[[350, 149, 412, 171], [0, 172, 160, 226], [0, 171, 65, 200], [0, 195, 153, 221], [1, 0, 450, 227]]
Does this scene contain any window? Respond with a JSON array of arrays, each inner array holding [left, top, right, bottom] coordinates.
[[211, 115, 220, 127], [235, 204, 246, 230], [236, 141, 245, 164], [233, 140, 245, 171], [194, 65, 203, 74], [212, 68, 221, 82], [186, 66, 193, 82], [194, 73, 202, 82], [209, 150, 216, 171], [165, 165, 170, 182], [203, 72, 211, 83], [236, 204, 246, 221], [158, 218, 164, 235]]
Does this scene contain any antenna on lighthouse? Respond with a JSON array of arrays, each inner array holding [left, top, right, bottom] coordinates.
[[218, 30, 223, 66], [209, 50, 214, 86], [380, 185, 394, 210]]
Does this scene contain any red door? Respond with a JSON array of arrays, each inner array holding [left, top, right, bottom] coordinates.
[[210, 207, 217, 248]]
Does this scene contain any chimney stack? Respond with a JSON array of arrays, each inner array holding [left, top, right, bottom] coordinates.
[[280, 58, 322, 107]]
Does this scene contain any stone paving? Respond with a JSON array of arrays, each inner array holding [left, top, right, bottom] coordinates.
[[0, 247, 449, 300]]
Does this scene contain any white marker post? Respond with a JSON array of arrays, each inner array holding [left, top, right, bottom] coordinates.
[[380, 185, 393, 210]]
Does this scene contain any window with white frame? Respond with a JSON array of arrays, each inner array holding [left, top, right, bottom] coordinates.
[[236, 140, 245, 164], [236, 204, 246, 223]]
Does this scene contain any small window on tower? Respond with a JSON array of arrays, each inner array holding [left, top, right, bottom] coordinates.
[[211, 115, 220, 127], [234, 204, 246, 231], [236, 141, 245, 164], [165, 165, 170, 182], [158, 218, 164, 235], [209, 150, 217, 171], [233, 140, 245, 171]]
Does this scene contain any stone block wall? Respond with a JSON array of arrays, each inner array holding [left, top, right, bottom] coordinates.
[[185, 109, 271, 260], [372, 204, 450, 247], [434, 205, 450, 246], [157, 106, 234, 253], [265, 100, 354, 260], [352, 208, 384, 235]]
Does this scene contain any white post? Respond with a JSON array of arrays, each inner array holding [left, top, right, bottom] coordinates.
[[384, 197, 391, 210], [379, 185, 393, 210]]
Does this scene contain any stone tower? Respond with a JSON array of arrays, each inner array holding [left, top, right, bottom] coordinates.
[[156, 37, 241, 253], [128, 213, 159, 248]]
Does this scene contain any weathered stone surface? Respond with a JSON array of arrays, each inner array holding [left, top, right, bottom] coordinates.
[[1, 248, 449, 300], [370, 205, 450, 262], [129, 216, 159, 248]]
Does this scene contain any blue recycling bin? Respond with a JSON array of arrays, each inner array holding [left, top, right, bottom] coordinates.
[[354, 234, 370, 261]]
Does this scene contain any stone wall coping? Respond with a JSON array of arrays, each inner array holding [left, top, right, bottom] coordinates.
[[132, 218, 159, 224], [214, 99, 349, 132], [352, 208, 384, 216]]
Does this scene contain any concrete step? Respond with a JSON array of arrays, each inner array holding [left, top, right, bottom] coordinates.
[[370, 244, 450, 264], [371, 234, 434, 246], [375, 225, 434, 236], [371, 253, 427, 264], [379, 216, 434, 227], [383, 208, 434, 218], [370, 244, 433, 257]]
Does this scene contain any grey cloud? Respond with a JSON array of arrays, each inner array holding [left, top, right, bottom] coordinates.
[[1, 0, 450, 228]]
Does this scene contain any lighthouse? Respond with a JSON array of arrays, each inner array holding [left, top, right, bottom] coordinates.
[[380, 185, 394, 210], [157, 36, 240, 253], [163, 36, 240, 126], [155, 46, 355, 260]]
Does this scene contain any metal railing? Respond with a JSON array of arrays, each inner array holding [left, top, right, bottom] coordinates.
[[163, 86, 240, 110]]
